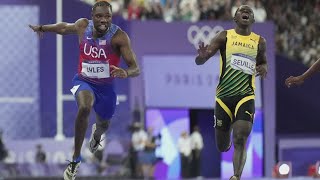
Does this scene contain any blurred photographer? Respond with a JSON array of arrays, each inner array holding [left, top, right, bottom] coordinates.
[[0, 129, 8, 162], [140, 127, 158, 179], [190, 126, 204, 178], [130, 122, 147, 178]]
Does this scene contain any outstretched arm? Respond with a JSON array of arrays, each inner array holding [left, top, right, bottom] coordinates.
[[299, 58, 320, 80], [110, 30, 140, 78], [285, 58, 320, 87], [195, 30, 226, 65], [29, 18, 88, 36], [256, 37, 268, 79]]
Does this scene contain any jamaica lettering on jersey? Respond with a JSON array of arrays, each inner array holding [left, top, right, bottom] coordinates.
[[216, 29, 260, 98]]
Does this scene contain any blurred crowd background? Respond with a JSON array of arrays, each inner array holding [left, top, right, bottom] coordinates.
[[91, 0, 320, 66]]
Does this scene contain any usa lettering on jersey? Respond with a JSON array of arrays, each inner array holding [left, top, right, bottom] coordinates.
[[83, 43, 107, 59]]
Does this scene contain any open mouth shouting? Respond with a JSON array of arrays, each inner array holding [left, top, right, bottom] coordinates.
[[241, 13, 250, 22]]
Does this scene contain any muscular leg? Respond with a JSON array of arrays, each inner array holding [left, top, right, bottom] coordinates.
[[232, 120, 252, 178], [215, 128, 232, 152], [94, 114, 110, 142], [215, 99, 233, 152], [73, 91, 94, 160]]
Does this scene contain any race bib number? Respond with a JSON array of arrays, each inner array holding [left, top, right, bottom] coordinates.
[[81, 62, 110, 78], [230, 53, 256, 75]]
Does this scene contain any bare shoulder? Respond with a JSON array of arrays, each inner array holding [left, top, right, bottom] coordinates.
[[212, 30, 227, 44], [259, 36, 266, 45], [75, 18, 89, 30], [112, 28, 130, 46], [209, 30, 226, 48], [258, 36, 266, 50], [218, 30, 227, 38]]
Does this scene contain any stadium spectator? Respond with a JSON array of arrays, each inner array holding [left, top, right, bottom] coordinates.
[[35, 144, 46, 163], [177, 131, 192, 178], [0, 129, 8, 162]]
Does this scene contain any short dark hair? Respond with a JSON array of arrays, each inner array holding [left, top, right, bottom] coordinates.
[[234, 7, 240, 17], [92, 1, 112, 12]]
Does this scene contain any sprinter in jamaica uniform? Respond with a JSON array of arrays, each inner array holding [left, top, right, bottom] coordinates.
[[195, 5, 267, 180]]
